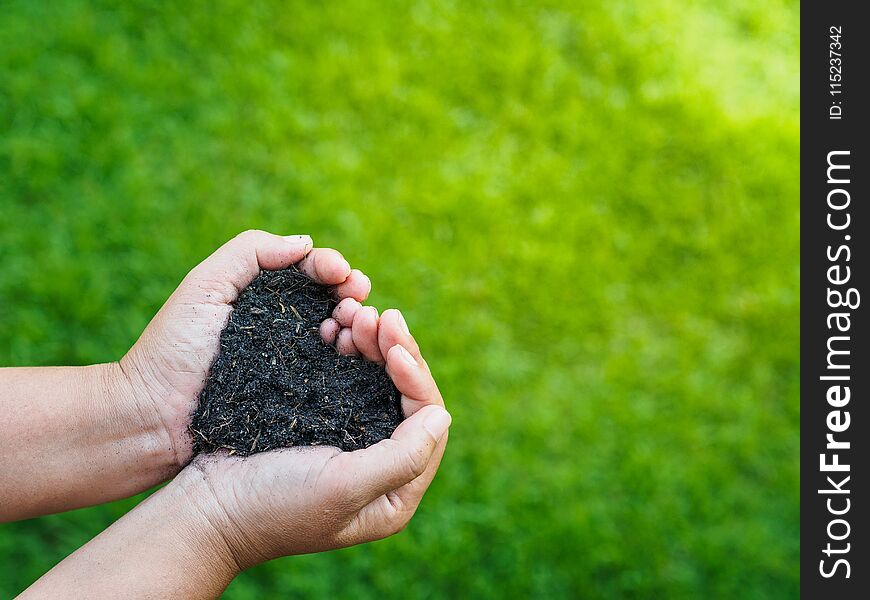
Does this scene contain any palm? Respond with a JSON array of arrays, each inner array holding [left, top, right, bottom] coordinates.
[[188, 399, 449, 566], [191, 447, 343, 562], [120, 231, 371, 464], [182, 304, 451, 565], [119, 230, 448, 565], [124, 290, 235, 458]]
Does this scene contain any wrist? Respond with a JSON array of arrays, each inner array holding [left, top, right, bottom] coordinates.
[[94, 360, 183, 479], [0, 363, 185, 521], [24, 457, 241, 599], [166, 465, 247, 579]]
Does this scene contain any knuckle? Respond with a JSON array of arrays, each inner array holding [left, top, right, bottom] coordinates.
[[233, 229, 269, 247], [390, 518, 409, 536], [372, 514, 405, 540], [402, 447, 428, 480], [387, 510, 414, 536], [298, 248, 320, 274]]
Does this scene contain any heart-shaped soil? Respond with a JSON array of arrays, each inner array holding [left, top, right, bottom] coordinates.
[[190, 267, 402, 456]]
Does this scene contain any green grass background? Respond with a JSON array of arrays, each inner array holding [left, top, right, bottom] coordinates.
[[0, 0, 799, 597]]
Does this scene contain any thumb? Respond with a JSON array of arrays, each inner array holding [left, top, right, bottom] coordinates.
[[184, 230, 313, 303], [325, 405, 451, 508]]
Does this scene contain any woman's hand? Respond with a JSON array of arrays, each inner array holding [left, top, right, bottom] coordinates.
[[23, 309, 450, 599], [0, 229, 377, 522], [184, 310, 449, 569], [0, 231, 418, 522], [120, 229, 373, 470]]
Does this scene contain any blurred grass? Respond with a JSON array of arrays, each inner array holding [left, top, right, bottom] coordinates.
[[0, 0, 799, 597]]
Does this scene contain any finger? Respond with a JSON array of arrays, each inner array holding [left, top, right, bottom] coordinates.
[[334, 269, 371, 302], [186, 230, 313, 303], [346, 429, 449, 542], [326, 405, 451, 508], [352, 306, 383, 363], [386, 345, 443, 416], [336, 328, 359, 356], [390, 430, 448, 506], [377, 309, 421, 363], [320, 318, 340, 345], [333, 298, 362, 328], [297, 248, 352, 285]]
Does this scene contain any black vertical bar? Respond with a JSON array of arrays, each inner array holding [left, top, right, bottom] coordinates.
[[801, 1, 868, 596]]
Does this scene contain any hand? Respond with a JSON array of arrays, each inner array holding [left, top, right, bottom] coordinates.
[[119, 230, 372, 469], [15, 234, 450, 597], [174, 310, 450, 571]]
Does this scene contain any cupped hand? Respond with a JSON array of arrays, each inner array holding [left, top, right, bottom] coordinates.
[[120, 230, 372, 468], [177, 313, 450, 570]]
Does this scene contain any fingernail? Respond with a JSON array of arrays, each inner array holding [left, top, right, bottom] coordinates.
[[340, 260, 352, 277], [395, 310, 410, 335], [423, 407, 452, 439], [285, 234, 313, 249], [394, 344, 417, 368]]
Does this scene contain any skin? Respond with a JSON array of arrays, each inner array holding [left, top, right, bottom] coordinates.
[[0, 230, 449, 598]]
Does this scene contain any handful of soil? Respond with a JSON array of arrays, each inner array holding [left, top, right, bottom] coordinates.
[[190, 267, 403, 456]]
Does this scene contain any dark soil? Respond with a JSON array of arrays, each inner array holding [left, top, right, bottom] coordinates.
[[190, 266, 403, 456]]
